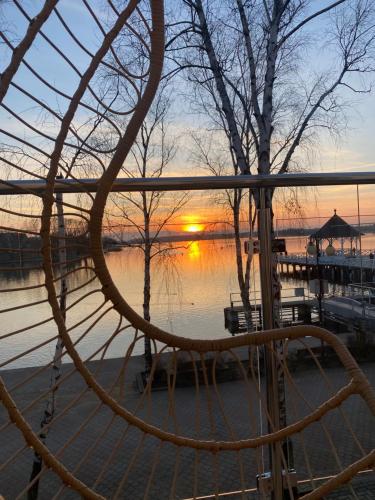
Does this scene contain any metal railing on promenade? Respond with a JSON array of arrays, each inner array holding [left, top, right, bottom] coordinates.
[[1, 171, 375, 195]]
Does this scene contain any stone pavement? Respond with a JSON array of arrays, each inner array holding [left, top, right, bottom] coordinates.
[[0, 355, 374, 499], [326, 477, 375, 499]]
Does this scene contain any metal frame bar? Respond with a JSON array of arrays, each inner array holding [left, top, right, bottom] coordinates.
[[1, 171, 375, 195]]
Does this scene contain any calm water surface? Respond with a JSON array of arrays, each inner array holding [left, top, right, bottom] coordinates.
[[2, 235, 375, 368]]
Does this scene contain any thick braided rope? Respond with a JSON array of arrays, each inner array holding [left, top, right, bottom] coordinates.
[[1, 325, 374, 498], [0, 1, 374, 498]]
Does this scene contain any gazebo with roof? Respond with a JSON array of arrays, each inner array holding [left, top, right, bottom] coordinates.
[[309, 209, 364, 255]]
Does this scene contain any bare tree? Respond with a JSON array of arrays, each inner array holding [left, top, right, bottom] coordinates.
[[169, 0, 375, 323], [191, 131, 256, 332], [168, 2, 375, 482], [109, 87, 188, 372], [0, 1, 164, 495]]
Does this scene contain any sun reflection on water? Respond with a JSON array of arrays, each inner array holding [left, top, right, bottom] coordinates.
[[187, 241, 201, 259]]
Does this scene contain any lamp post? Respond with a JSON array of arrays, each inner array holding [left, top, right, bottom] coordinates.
[[307, 238, 336, 359], [307, 238, 323, 326], [316, 238, 323, 327]]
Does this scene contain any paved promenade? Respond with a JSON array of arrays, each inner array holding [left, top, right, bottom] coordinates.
[[1, 355, 374, 499]]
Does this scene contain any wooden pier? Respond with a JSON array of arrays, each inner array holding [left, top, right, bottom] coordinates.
[[322, 294, 375, 333], [278, 254, 375, 284], [224, 299, 314, 335]]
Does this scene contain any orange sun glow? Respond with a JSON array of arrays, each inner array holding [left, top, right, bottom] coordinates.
[[183, 223, 205, 233]]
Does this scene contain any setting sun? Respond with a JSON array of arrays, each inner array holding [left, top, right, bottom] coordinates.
[[183, 223, 205, 233]]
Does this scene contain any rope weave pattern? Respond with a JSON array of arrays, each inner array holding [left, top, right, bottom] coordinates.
[[0, 1, 374, 498]]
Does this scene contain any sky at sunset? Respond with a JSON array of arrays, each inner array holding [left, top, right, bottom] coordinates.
[[0, 0, 374, 232]]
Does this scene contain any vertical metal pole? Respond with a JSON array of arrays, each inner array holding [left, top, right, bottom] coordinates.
[[315, 238, 325, 361], [316, 237, 323, 325], [258, 188, 284, 499], [356, 185, 365, 307]]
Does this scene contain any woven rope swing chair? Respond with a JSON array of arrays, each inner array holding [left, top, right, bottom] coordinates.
[[0, 1, 374, 499]]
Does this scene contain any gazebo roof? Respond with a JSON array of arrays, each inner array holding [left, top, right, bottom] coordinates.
[[310, 210, 363, 240]]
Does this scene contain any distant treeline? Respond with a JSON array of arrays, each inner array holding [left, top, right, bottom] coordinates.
[[126, 224, 375, 245], [277, 224, 375, 237], [126, 232, 238, 245], [0, 231, 117, 267], [3, 224, 374, 264], [277, 227, 318, 237], [123, 229, 311, 245]]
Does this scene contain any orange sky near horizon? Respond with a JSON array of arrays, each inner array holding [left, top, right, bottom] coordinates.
[[171, 184, 375, 234], [102, 183, 373, 237]]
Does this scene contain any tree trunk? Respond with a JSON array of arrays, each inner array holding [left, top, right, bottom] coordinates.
[[143, 248, 152, 371], [28, 187, 67, 499], [233, 189, 253, 332], [143, 206, 153, 372], [193, 0, 249, 174]]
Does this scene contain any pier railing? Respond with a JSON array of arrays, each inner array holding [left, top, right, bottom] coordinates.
[[279, 253, 375, 268]]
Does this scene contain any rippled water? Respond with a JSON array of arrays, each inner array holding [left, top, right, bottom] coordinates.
[[2, 235, 375, 368]]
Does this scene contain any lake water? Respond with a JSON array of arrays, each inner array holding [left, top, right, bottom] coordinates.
[[1, 235, 375, 368]]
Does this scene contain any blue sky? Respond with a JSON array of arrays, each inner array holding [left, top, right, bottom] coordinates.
[[2, 0, 374, 171], [0, 0, 374, 222]]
